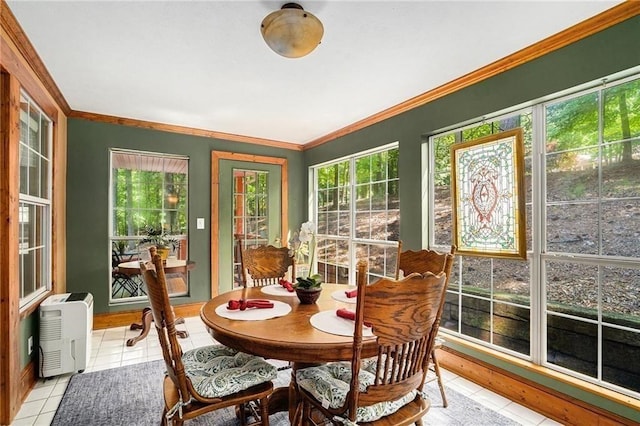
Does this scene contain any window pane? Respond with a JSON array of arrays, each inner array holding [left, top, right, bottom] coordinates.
[[21, 248, 36, 297], [461, 256, 491, 293], [547, 314, 597, 378], [355, 211, 370, 239], [604, 79, 640, 143], [27, 148, 40, 197], [442, 293, 460, 333], [546, 148, 599, 202], [602, 326, 640, 393], [19, 144, 28, 193], [355, 156, 371, 184], [547, 203, 598, 255], [493, 302, 530, 355], [354, 242, 398, 280], [355, 184, 369, 210], [602, 266, 640, 321], [546, 92, 599, 150], [601, 139, 640, 198], [602, 199, 640, 257], [461, 296, 490, 343], [338, 211, 349, 237], [546, 261, 598, 315], [338, 162, 350, 187], [39, 156, 49, 198], [317, 237, 349, 284], [317, 212, 328, 234], [493, 258, 530, 302], [388, 149, 398, 179], [28, 103, 40, 151], [326, 212, 338, 235], [434, 177, 452, 246], [40, 116, 51, 195]]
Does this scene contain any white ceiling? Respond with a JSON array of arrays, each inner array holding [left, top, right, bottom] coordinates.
[[6, 1, 621, 145]]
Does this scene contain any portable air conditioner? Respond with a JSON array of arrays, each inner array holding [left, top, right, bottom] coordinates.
[[39, 292, 93, 378]]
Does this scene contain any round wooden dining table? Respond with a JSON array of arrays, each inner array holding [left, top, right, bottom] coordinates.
[[117, 258, 195, 275], [200, 283, 377, 419]]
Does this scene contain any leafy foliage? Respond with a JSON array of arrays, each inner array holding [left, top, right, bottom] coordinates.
[[137, 225, 179, 250], [295, 274, 323, 289]]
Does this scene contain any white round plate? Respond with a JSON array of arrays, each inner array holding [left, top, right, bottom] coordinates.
[[215, 300, 292, 320], [331, 287, 357, 304], [309, 309, 373, 337], [260, 284, 297, 297]]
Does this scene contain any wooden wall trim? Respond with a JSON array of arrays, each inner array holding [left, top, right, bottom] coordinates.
[[92, 302, 204, 330], [303, 2, 640, 150], [210, 151, 289, 298], [0, 38, 58, 122], [0, 71, 22, 425], [0, 1, 70, 114], [20, 362, 37, 407], [70, 111, 303, 152], [438, 347, 639, 425]]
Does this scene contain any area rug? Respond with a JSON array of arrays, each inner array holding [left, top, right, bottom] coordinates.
[[52, 360, 519, 425]]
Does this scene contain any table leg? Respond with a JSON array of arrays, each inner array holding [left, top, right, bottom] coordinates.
[[127, 308, 189, 346]]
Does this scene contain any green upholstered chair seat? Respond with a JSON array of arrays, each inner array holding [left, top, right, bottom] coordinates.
[[182, 345, 277, 399], [296, 361, 419, 423]]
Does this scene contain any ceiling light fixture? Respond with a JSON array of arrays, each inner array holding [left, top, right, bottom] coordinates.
[[260, 3, 324, 59]]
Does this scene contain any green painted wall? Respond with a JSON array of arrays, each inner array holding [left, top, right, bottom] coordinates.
[[303, 16, 640, 421], [20, 312, 37, 370], [66, 120, 305, 314]]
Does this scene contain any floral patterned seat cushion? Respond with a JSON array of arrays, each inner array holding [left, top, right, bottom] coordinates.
[[296, 360, 419, 423], [182, 345, 277, 398]]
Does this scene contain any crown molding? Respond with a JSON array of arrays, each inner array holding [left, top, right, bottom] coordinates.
[[69, 110, 303, 151]]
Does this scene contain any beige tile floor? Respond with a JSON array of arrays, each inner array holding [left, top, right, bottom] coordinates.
[[11, 316, 562, 425]]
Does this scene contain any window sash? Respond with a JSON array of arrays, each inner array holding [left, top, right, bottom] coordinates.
[[18, 92, 52, 309], [312, 143, 400, 285]]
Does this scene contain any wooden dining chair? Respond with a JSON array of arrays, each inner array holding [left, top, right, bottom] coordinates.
[[139, 247, 277, 426], [396, 245, 456, 408], [241, 244, 295, 287], [294, 260, 448, 425]]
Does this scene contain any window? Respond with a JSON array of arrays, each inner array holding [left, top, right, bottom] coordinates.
[[19, 92, 52, 309], [543, 77, 640, 392], [428, 71, 640, 397], [109, 150, 188, 302], [431, 113, 533, 355], [312, 144, 400, 284]]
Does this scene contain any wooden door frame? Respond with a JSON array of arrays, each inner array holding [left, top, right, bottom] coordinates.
[[210, 151, 288, 298]]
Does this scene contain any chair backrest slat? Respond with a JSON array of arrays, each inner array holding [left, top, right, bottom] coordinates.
[[241, 245, 295, 287]]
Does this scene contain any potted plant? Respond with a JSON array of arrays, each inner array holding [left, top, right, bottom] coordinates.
[[291, 221, 323, 303], [138, 225, 179, 261]]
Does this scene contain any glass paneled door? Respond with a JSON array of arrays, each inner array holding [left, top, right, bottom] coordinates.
[[217, 159, 284, 295]]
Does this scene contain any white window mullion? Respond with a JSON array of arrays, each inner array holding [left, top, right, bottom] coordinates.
[[531, 103, 545, 364]]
